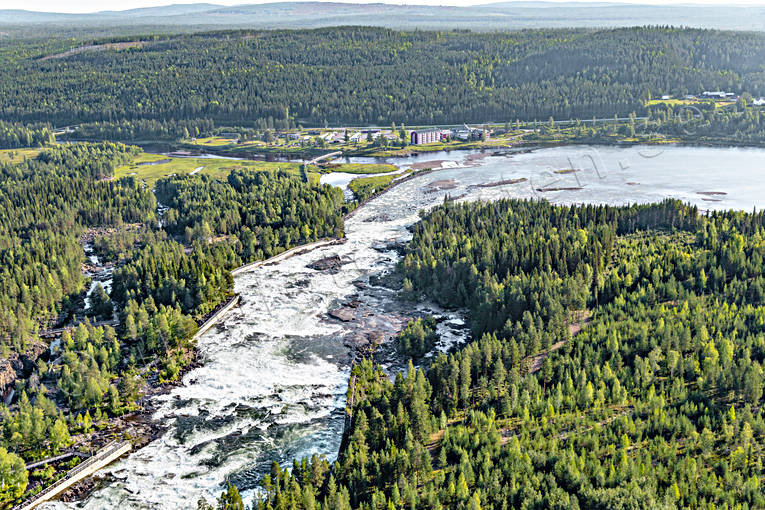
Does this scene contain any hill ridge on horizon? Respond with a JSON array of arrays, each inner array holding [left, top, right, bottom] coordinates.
[[1, 1, 763, 32]]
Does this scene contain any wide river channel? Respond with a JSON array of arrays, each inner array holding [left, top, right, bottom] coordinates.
[[51, 144, 765, 509]]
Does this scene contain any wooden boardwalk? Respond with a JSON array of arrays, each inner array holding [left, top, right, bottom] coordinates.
[[305, 151, 342, 166], [39, 318, 118, 338], [13, 441, 131, 510], [192, 295, 240, 341], [231, 238, 343, 276]]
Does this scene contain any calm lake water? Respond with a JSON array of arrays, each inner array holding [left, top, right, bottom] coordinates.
[[353, 144, 765, 212]]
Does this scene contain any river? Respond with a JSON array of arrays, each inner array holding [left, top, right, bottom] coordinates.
[[49, 144, 765, 509]]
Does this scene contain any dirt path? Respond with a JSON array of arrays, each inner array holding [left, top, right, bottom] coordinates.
[[499, 405, 633, 446], [40, 41, 149, 61], [526, 310, 592, 374]]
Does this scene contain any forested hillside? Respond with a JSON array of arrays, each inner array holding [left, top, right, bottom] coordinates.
[[249, 199, 764, 510], [3, 27, 765, 127], [0, 141, 347, 503], [0, 143, 153, 348]]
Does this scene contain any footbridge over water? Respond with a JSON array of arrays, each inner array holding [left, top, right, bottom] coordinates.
[[305, 151, 342, 166], [13, 441, 132, 510]]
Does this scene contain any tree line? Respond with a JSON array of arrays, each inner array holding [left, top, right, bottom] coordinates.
[[236, 199, 763, 510], [527, 98, 765, 146], [0, 121, 53, 149]]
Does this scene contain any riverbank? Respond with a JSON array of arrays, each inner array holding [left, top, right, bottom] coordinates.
[[231, 238, 346, 276], [343, 167, 438, 220], [43, 166, 412, 505], [58, 141, 765, 508], [169, 130, 765, 163], [51, 233, 361, 505]]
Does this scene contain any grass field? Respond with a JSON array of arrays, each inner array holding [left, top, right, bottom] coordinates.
[[0, 147, 42, 163], [646, 99, 700, 106], [318, 163, 398, 174], [115, 152, 312, 186], [115, 151, 399, 187], [191, 136, 238, 147], [645, 98, 735, 109], [348, 174, 396, 200]]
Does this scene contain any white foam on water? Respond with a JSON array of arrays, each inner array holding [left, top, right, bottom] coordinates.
[[50, 144, 765, 510]]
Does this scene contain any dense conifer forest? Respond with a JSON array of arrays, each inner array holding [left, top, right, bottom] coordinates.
[[2, 20, 765, 509], [3, 27, 765, 127], [0, 121, 54, 149], [244, 199, 764, 510], [0, 141, 346, 502]]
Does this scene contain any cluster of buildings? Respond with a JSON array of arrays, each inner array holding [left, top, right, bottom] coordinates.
[[410, 124, 490, 145], [660, 91, 738, 101], [349, 129, 400, 143], [287, 130, 346, 144], [288, 129, 402, 145], [278, 124, 492, 147], [660, 91, 765, 105]]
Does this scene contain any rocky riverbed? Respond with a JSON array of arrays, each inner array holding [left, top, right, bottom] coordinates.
[[50, 143, 765, 509]]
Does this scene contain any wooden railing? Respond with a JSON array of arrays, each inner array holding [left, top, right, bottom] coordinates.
[[24, 451, 88, 470], [13, 441, 131, 510]]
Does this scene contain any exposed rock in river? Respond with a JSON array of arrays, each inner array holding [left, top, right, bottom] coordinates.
[[286, 278, 311, 289], [371, 239, 407, 254], [410, 160, 449, 170], [424, 179, 459, 193], [307, 255, 346, 272], [329, 308, 356, 322], [469, 177, 527, 189], [535, 186, 583, 192]]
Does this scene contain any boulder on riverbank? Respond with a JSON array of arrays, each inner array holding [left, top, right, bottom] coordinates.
[[0, 340, 48, 402]]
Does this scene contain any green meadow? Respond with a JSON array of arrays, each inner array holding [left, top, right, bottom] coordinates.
[[0, 148, 43, 163], [115, 151, 397, 187]]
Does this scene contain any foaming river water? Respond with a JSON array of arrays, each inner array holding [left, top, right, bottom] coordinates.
[[50, 144, 765, 509]]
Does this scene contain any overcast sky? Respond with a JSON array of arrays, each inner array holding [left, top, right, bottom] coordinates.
[[5, 0, 765, 14]]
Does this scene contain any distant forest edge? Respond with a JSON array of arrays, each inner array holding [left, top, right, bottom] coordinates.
[[2, 27, 765, 127]]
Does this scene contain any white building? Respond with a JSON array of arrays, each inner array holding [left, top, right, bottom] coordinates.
[[452, 124, 490, 141], [702, 91, 736, 99]]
